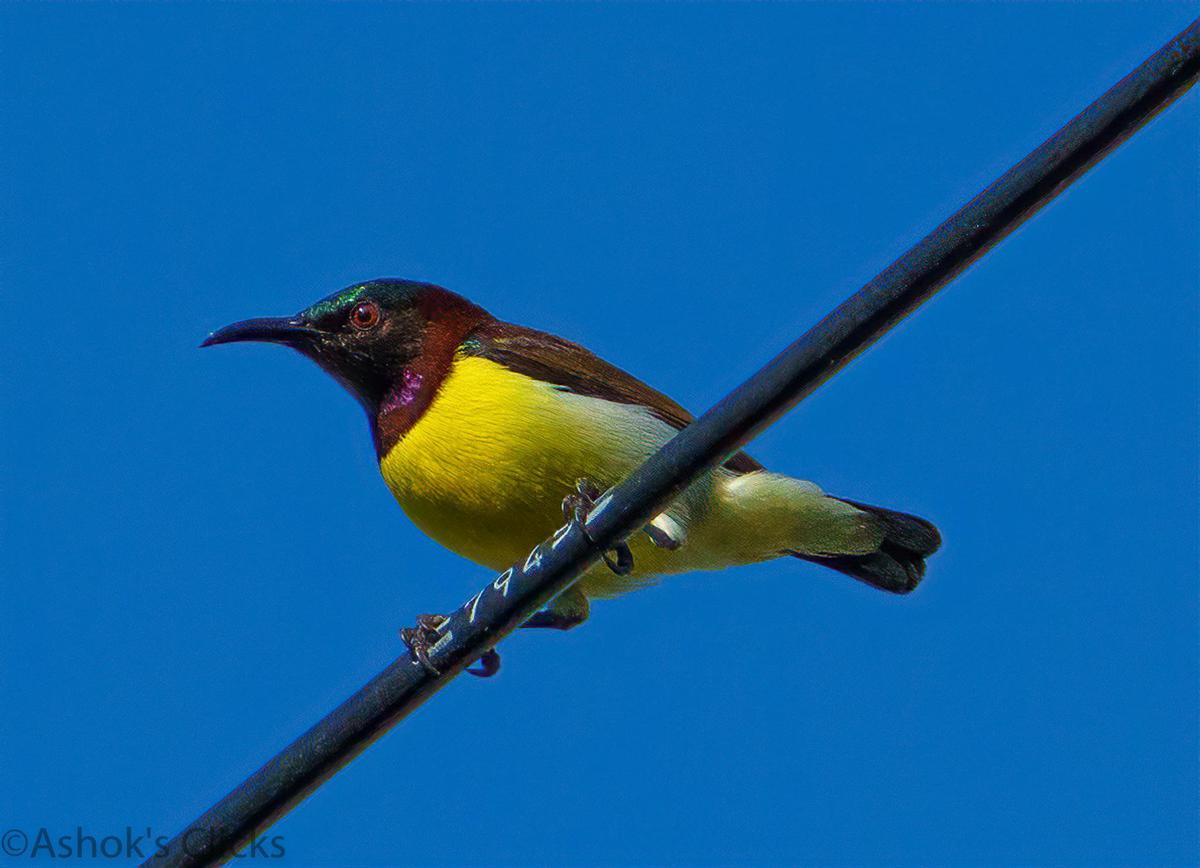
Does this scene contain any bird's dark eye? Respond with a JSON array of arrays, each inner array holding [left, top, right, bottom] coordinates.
[[350, 301, 381, 330]]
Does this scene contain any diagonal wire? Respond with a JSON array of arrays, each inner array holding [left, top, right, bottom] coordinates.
[[146, 17, 1198, 868]]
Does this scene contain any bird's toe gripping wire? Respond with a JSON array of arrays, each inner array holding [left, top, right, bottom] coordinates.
[[563, 478, 634, 576], [400, 614, 502, 678], [399, 613, 449, 676]]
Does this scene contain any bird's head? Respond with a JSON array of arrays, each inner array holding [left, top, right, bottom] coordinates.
[[201, 278, 487, 411]]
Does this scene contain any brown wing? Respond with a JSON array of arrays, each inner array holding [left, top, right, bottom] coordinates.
[[462, 321, 763, 474]]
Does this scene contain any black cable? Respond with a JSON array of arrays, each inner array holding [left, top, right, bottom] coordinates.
[[146, 18, 1199, 867]]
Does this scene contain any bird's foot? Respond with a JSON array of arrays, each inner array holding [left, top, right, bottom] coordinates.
[[562, 478, 633, 576], [400, 614, 501, 678], [399, 613, 448, 675]]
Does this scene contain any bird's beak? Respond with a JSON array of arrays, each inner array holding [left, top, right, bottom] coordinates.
[[200, 316, 317, 349]]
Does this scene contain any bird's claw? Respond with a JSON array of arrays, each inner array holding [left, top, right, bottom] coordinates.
[[598, 545, 633, 575], [399, 613, 448, 675], [562, 478, 634, 576], [401, 614, 502, 678]]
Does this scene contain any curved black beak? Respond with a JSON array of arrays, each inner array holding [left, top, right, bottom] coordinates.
[[200, 316, 316, 349]]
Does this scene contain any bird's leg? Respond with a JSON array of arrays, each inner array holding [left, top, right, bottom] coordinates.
[[521, 585, 590, 630], [562, 478, 633, 576]]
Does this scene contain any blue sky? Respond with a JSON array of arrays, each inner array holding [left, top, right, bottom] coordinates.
[[1, 5, 1196, 866]]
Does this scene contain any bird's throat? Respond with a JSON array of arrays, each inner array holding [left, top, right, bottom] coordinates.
[[373, 365, 437, 458], [383, 368, 426, 412]]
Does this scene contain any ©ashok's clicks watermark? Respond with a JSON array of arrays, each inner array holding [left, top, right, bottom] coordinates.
[[1, 826, 285, 860]]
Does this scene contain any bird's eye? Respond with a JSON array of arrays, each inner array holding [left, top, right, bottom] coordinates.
[[350, 301, 381, 330]]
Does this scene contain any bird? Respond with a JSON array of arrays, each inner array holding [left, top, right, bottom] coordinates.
[[203, 278, 940, 672]]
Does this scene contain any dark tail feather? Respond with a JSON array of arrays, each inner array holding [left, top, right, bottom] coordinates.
[[792, 499, 942, 595]]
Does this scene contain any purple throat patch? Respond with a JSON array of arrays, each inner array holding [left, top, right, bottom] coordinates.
[[384, 368, 424, 411]]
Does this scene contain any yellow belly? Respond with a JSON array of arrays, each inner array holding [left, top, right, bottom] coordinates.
[[378, 354, 681, 590]]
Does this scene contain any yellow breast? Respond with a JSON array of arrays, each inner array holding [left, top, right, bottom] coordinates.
[[379, 354, 675, 572]]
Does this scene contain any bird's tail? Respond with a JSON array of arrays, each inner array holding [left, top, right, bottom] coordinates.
[[717, 472, 939, 593], [792, 498, 941, 594]]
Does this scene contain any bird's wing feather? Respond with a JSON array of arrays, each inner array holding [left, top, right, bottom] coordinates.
[[462, 321, 763, 474]]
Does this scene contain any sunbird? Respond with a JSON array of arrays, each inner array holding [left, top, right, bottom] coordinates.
[[204, 279, 940, 669]]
